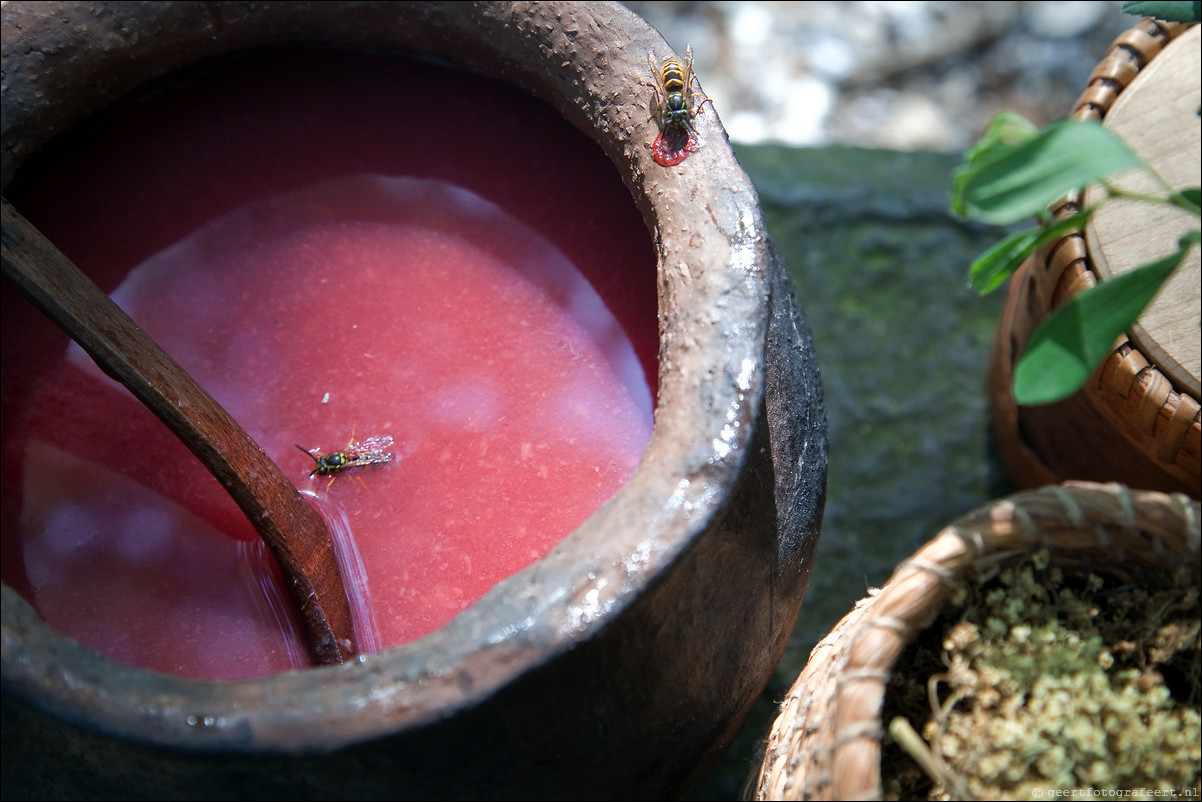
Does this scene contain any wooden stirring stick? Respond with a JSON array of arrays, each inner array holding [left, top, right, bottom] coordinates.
[[1, 197, 355, 666]]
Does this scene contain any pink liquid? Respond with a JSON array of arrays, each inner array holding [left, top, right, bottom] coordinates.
[[1, 49, 657, 679]]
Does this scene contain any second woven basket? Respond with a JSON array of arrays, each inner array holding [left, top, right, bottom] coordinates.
[[752, 481, 1200, 800]]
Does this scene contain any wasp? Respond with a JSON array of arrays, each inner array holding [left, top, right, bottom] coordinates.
[[646, 45, 711, 166], [296, 429, 394, 489], [647, 45, 706, 132]]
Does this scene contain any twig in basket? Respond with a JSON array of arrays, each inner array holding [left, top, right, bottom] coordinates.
[[888, 716, 968, 800]]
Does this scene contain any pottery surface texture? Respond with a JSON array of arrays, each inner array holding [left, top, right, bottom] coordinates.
[[0, 2, 827, 799]]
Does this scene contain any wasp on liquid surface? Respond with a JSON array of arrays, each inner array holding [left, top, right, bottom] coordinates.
[[296, 428, 394, 489], [646, 44, 711, 167]]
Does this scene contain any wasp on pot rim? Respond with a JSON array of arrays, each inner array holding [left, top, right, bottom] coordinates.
[[646, 44, 712, 166]]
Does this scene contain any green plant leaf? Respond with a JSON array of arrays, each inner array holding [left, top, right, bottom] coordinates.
[[954, 120, 1144, 225], [1013, 237, 1193, 405], [1121, 1, 1202, 23], [1172, 187, 1202, 215], [962, 111, 1039, 163], [967, 208, 1098, 295], [950, 112, 1039, 217]]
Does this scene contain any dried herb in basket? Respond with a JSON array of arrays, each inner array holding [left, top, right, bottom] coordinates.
[[882, 551, 1201, 800]]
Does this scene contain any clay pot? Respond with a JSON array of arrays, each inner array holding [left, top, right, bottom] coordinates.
[[0, 2, 827, 799]]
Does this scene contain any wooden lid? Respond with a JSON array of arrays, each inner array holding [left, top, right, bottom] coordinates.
[[1085, 24, 1201, 399]]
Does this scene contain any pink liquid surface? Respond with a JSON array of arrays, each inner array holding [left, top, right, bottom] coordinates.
[[2, 50, 657, 679]]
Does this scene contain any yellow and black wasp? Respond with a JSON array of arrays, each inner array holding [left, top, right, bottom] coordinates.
[[646, 45, 711, 165], [296, 429, 394, 490]]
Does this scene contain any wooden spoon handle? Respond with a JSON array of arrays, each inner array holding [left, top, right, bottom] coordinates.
[[1, 197, 355, 665]]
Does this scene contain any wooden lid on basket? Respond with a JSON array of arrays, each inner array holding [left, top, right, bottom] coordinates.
[[989, 18, 1201, 497], [1085, 24, 1201, 399]]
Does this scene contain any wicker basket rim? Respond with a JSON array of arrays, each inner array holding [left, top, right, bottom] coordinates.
[[1045, 18, 1199, 404], [754, 481, 1201, 801], [993, 17, 1201, 494]]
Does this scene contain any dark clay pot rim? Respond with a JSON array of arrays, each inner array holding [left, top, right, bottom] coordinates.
[[1, 0, 776, 753]]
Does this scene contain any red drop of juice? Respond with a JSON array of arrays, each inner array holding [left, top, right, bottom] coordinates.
[[652, 128, 697, 167]]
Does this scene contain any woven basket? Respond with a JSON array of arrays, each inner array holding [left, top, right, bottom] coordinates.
[[990, 18, 1201, 497], [751, 481, 1201, 801]]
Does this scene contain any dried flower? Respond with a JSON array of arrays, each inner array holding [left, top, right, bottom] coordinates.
[[883, 554, 1200, 800]]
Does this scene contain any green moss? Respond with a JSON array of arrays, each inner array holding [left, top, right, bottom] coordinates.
[[882, 553, 1201, 801]]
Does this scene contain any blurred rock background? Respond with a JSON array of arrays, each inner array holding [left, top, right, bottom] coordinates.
[[623, 1, 1132, 151], [617, 3, 1149, 799]]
